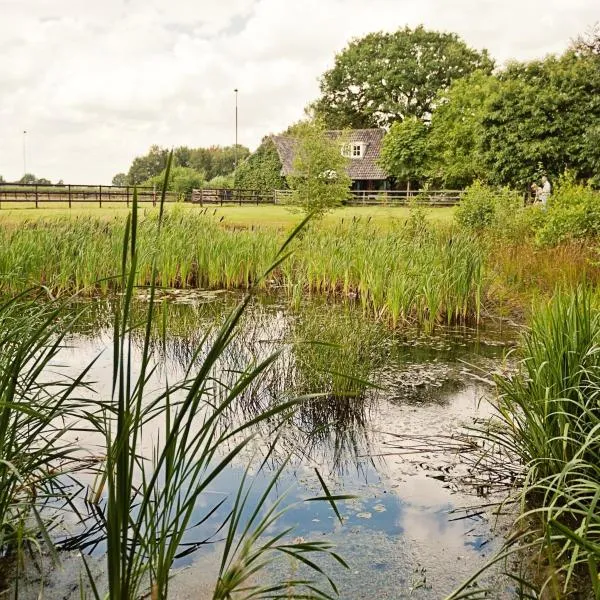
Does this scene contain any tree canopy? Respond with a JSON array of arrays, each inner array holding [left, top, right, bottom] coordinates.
[[379, 40, 600, 190], [311, 26, 493, 129], [121, 144, 249, 186], [379, 117, 429, 190], [143, 165, 206, 198], [287, 121, 351, 217], [480, 51, 600, 186], [234, 139, 286, 192]]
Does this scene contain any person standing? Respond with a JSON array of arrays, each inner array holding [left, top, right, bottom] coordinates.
[[539, 175, 552, 209]]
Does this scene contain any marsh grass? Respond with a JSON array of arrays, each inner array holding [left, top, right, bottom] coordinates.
[[0, 208, 483, 328], [78, 182, 352, 600], [0, 293, 94, 593], [448, 288, 600, 599]]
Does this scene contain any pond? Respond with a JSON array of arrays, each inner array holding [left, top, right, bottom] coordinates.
[[16, 292, 518, 599]]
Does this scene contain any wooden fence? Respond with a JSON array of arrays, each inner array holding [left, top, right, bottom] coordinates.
[[191, 188, 464, 206], [0, 183, 177, 208], [0, 183, 464, 209]]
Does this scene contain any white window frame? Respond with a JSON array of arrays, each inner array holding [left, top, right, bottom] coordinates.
[[341, 142, 365, 159]]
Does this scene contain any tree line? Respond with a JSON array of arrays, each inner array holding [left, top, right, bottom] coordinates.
[[310, 24, 600, 190], [0, 174, 58, 185], [112, 144, 250, 197], [113, 23, 599, 196]]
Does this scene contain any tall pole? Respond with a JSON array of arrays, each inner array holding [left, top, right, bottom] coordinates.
[[22, 130, 27, 176], [234, 88, 238, 171]]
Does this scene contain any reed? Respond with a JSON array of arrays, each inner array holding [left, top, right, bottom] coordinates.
[[0, 208, 484, 328], [80, 190, 351, 599], [0, 293, 91, 590], [447, 288, 600, 599]]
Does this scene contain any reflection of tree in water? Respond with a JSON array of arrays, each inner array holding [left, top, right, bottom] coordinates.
[[70, 296, 387, 475]]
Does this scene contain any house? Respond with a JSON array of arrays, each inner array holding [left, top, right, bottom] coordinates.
[[270, 129, 390, 191]]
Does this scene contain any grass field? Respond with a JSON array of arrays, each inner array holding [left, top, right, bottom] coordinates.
[[0, 203, 456, 229]]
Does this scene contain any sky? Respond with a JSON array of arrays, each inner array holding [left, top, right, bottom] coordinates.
[[1, 0, 597, 184]]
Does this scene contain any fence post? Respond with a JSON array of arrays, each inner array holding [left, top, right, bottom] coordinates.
[[200, 188, 204, 207], [99, 185, 102, 208], [35, 184, 38, 208], [68, 184, 72, 208], [126, 186, 130, 208]]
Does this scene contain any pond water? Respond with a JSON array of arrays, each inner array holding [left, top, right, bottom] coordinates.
[[19, 292, 519, 599]]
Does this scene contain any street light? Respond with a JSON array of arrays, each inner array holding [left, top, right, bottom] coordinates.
[[22, 130, 27, 176], [234, 88, 238, 171]]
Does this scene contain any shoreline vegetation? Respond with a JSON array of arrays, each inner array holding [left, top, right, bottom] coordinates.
[[2, 177, 600, 598], [0, 197, 598, 328]]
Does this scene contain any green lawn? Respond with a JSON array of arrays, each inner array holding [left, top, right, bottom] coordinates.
[[0, 203, 456, 229]]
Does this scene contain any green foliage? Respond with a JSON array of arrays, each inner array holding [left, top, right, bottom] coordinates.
[[287, 122, 351, 217], [127, 145, 169, 185], [0, 213, 484, 328], [207, 173, 235, 189], [144, 165, 205, 199], [535, 175, 600, 245], [0, 298, 84, 563], [426, 71, 498, 187], [124, 145, 249, 186], [234, 138, 286, 192], [455, 181, 523, 233], [493, 289, 600, 596], [379, 117, 430, 189], [14, 174, 52, 185], [311, 25, 493, 128], [111, 172, 128, 186], [481, 52, 600, 186]]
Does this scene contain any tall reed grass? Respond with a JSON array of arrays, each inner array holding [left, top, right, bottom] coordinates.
[[0, 294, 91, 591], [0, 208, 483, 327], [448, 288, 600, 599], [0, 185, 352, 598]]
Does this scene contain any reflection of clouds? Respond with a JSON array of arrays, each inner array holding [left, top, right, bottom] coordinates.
[[52, 296, 513, 598]]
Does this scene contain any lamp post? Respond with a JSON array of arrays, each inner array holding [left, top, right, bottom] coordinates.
[[234, 88, 238, 171], [22, 130, 27, 177]]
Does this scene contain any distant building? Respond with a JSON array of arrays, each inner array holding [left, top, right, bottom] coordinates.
[[270, 128, 390, 191]]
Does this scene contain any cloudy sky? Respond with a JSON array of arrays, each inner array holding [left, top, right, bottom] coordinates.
[[1, 0, 597, 183]]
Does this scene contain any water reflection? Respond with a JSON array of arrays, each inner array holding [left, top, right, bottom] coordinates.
[[51, 292, 516, 599]]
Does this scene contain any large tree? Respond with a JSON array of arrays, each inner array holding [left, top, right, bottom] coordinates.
[[480, 51, 600, 187], [379, 117, 430, 190], [311, 26, 493, 129], [127, 145, 170, 185], [426, 71, 498, 187]]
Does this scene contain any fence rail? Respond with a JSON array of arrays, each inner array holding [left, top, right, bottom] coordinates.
[[0, 183, 177, 208], [0, 183, 464, 209], [191, 188, 464, 206]]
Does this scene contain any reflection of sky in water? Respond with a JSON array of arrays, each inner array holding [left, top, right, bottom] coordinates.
[[51, 297, 514, 598]]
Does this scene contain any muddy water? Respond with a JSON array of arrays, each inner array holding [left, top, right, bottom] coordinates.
[[23, 293, 518, 599]]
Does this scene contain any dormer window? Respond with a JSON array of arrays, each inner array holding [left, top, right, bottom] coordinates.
[[341, 142, 366, 159]]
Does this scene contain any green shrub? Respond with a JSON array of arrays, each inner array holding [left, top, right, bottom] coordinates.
[[535, 175, 600, 246], [455, 181, 523, 236], [207, 173, 234, 189]]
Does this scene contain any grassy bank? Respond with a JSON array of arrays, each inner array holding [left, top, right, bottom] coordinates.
[[0, 203, 455, 229], [0, 208, 481, 328], [1, 204, 598, 327]]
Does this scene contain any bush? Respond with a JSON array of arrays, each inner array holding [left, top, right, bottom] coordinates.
[[535, 175, 600, 246], [207, 174, 234, 189], [455, 181, 523, 236]]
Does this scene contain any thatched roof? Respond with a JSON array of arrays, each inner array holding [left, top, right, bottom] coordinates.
[[270, 129, 388, 181]]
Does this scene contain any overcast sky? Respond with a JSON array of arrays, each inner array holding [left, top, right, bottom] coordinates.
[[1, 0, 597, 184]]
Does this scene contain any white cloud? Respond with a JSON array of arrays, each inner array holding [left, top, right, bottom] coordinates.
[[0, 0, 597, 183]]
